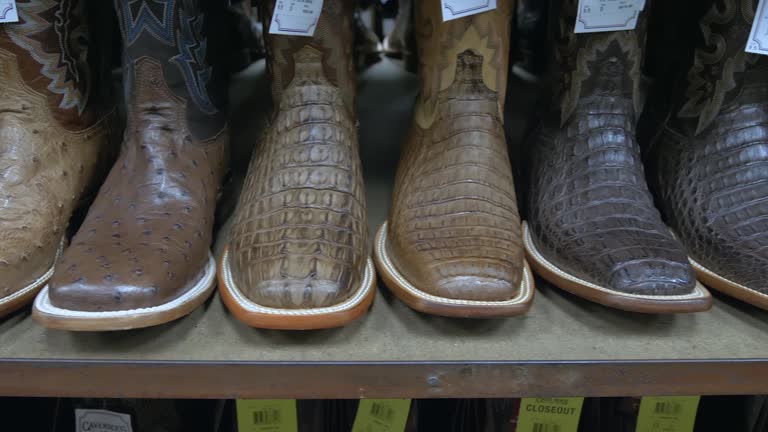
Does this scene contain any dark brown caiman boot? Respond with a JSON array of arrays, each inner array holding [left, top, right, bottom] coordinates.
[[523, 0, 712, 313], [219, 0, 374, 330], [652, 0, 768, 310], [0, 0, 116, 317], [34, 0, 229, 330], [374, 0, 535, 318]]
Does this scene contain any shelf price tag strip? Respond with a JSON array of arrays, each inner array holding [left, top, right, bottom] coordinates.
[[0, 1, 18, 24], [441, 0, 497, 22], [575, 0, 646, 33], [635, 396, 700, 432], [268, 0, 324, 37], [516, 397, 584, 432], [236, 399, 298, 432], [352, 399, 411, 432], [747, 0, 768, 55]]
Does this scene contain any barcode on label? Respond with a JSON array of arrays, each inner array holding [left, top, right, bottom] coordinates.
[[370, 402, 394, 422], [532, 423, 561, 432], [654, 401, 681, 416], [252, 409, 281, 425]]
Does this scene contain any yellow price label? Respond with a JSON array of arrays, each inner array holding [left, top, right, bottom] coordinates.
[[636, 396, 700, 432], [516, 397, 584, 432], [352, 399, 411, 432], [236, 399, 298, 432]]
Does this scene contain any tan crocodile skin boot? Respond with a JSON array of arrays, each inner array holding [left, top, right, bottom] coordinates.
[[0, 0, 116, 317], [523, 0, 712, 313], [219, 0, 375, 330], [374, 0, 535, 318], [652, 0, 768, 310], [34, 0, 228, 330]]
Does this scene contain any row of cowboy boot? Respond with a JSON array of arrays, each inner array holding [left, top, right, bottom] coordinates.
[[32, 0, 229, 330]]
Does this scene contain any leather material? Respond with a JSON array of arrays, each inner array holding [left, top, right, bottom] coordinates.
[[653, 0, 768, 293], [527, 0, 697, 295], [48, 0, 228, 312], [385, 0, 524, 301], [227, 0, 369, 309], [0, 0, 115, 300]]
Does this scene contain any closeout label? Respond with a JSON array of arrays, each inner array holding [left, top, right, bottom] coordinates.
[[516, 398, 584, 432], [575, 0, 646, 33], [268, 0, 324, 37]]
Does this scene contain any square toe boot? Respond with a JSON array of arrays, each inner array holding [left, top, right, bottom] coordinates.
[[523, 0, 712, 313], [653, 0, 768, 310], [0, 0, 116, 317], [218, 0, 375, 330], [33, 0, 228, 331], [374, 0, 535, 318]]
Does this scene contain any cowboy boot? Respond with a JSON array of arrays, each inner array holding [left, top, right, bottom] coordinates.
[[0, 0, 116, 317], [374, 0, 534, 318], [652, 0, 768, 309], [523, 0, 712, 313], [34, 0, 229, 330], [218, 0, 374, 330]]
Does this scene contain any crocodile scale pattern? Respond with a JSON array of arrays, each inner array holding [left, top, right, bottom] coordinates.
[[228, 0, 369, 309], [527, 4, 696, 296], [386, 0, 524, 301], [654, 0, 768, 293]]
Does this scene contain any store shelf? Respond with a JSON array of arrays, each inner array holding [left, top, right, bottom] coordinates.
[[0, 60, 767, 399]]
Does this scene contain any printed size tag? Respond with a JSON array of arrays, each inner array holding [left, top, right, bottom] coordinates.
[[747, 0, 768, 55], [575, 0, 645, 33], [0, 1, 18, 23], [352, 399, 411, 432], [516, 398, 584, 432], [635, 396, 700, 432], [75, 409, 132, 432], [268, 0, 323, 37], [236, 400, 298, 432], [441, 0, 497, 22]]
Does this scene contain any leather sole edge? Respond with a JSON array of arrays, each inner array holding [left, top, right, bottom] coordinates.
[[0, 239, 63, 318], [374, 222, 535, 318], [217, 247, 376, 330], [523, 222, 712, 314], [690, 256, 768, 310], [31, 253, 217, 331]]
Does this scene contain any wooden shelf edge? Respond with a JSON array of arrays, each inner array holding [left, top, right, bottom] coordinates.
[[0, 359, 765, 399]]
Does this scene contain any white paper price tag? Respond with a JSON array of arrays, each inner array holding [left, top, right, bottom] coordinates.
[[747, 0, 768, 55], [441, 0, 497, 22], [269, 0, 323, 37], [0, 1, 18, 24], [575, 0, 645, 33], [75, 409, 132, 432]]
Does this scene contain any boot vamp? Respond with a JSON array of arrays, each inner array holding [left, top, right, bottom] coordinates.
[[0, 87, 107, 298], [661, 101, 768, 292], [48, 126, 226, 312], [229, 82, 369, 309], [529, 100, 696, 295], [388, 85, 524, 302]]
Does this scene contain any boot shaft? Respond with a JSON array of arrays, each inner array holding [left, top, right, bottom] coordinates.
[[0, 0, 106, 130], [553, 0, 649, 124], [413, 0, 512, 124], [261, 0, 356, 112], [676, 0, 768, 135], [114, 0, 226, 140]]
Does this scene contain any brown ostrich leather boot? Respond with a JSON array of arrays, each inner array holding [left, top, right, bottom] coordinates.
[[373, 0, 534, 318], [0, 0, 116, 317], [523, 0, 711, 313], [652, 0, 768, 309], [218, 0, 374, 330], [34, 0, 228, 330]]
